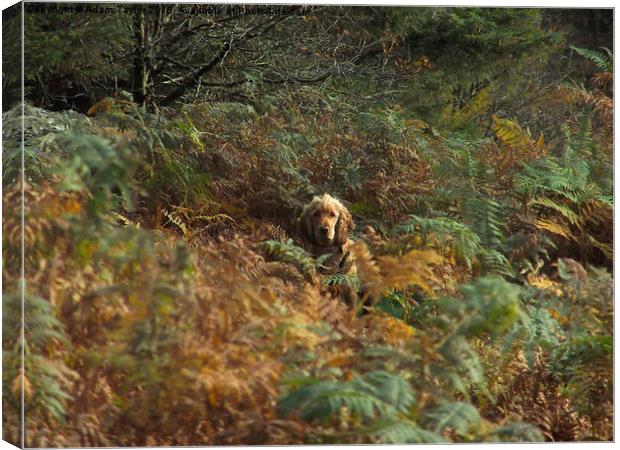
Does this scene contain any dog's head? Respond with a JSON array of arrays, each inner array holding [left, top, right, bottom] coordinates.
[[299, 193, 354, 247]]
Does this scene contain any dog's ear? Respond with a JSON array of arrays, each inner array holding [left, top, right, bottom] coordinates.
[[335, 205, 355, 246], [298, 206, 315, 245]]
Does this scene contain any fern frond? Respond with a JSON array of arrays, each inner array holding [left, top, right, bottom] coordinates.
[[570, 46, 612, 72], [163, 209, 192, 239], [441, 277, 523, 339], [586, 234, 613, 260], [534, 218, 572, 239], [172, 111, 206, 151], [374, 292, 414, 322], [377, 249, 444, 296], [492, 115, 547, 160], [424, 401, 481, 434], [463, 196, 505, 247], [260, 239, 317, 276], [478, 249, 515, 278], [503, 305, 564, 368], [279, 371, 415, 422], [529, 198, 581, 226], [400, 215, 481, 268], [435, 335, 486, 392], [324, 273, 362, 290], [372, 419, 446, 443], [350, 241, 443, 298]]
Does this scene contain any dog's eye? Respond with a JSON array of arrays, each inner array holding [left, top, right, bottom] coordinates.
[[329, 212, 336, 218]]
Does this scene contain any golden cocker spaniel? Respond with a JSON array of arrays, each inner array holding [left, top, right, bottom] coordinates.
[[298, 193, 356, 275]]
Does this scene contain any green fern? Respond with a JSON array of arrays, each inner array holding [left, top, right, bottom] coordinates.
[[570, 46, 612, 72], [260, 239, 319, 275], [400, 214, 482, 268], [279, 371, 415, 422], [434, 335, 486, 394], [3, 292, 77, 422], [513, 116, 612, 261], [528, 197, 581, 226], [324, 273, 361, 290], [372, 418, 446, 443], [516, 117, 611, 204], [333, 152, 363, 191], [172, 111, 205, 151], [504, 304, 564, 369], [57, 132, 138, 218], [434, 132, 494, 188], [423, 401, 481, 435], [553, 334, 612, 372], [374, 292, 414, 322], [400, 214, 514, 276], [478, 249, 515, 278], [463, 197, 505, 247], [2, 104, 91, 184]]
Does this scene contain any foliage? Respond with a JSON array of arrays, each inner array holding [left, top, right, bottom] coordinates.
[[570, 46, 613, 72], [3, 289, 78, 446], [2, 6, 612, 447], [3, 4, 131, 110], [260, 239, 321, 276], [514, 117, 612, 263], [279, 371, 415, 422]]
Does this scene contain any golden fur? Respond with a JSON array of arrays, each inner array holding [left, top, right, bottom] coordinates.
[[298, 193, 354, 250], [299, 193, 356, 303]]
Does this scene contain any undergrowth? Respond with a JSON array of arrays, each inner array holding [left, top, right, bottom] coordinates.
[[2, 45, 613, 445]]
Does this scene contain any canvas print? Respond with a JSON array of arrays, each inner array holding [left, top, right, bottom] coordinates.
[[2, 2, 613, 446]]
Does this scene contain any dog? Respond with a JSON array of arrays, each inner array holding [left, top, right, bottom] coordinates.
[[298, 193, 357, 303]]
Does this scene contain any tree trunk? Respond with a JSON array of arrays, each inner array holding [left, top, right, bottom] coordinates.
[[132, 9, 148, 106]]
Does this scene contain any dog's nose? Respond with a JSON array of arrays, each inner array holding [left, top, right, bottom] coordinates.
[[320, 227, 329, 234]]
